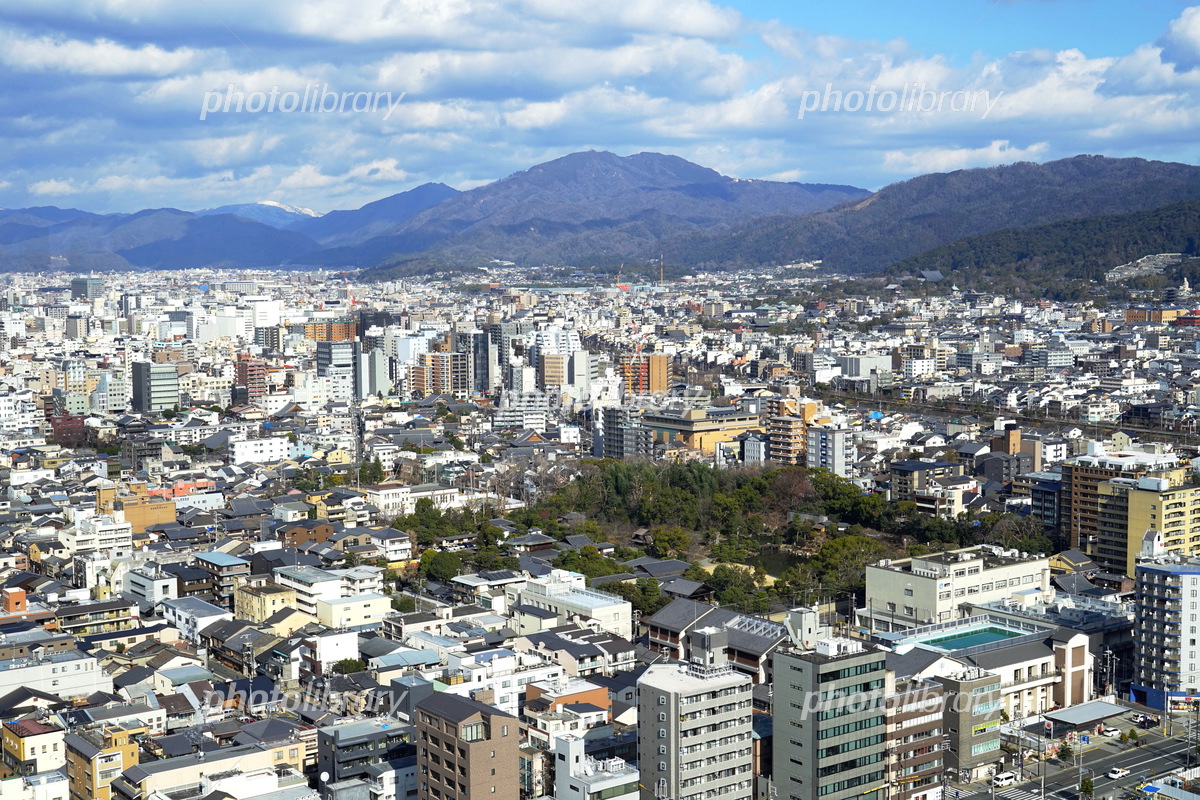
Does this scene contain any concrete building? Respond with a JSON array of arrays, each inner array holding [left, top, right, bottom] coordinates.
[[234, 582, 298, 624], [772, 638, 888, 800], [64, 724, 143, 800], [161, 596, 232, 643], [637, 629, 753, 800], [0, 721, 64, 778], [806, 426, 856, 477], [415, 693, 518, 800], [1133, 555, 1200, 709], [860, 546, 1052, 632], [0, 650, 112, 700], [551, 735, 638, 800], [1059, 446, 1180, 550], [130, 362, 180, 413], [317, 593, 391, 630], [317, 717, 413, 786], [507, 570, 632, 639]]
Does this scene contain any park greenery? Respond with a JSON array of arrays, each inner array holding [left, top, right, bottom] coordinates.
[[390, 459, 1054, 616]]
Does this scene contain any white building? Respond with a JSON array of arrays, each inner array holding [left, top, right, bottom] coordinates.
[[63, 510, 133, 555], [161, 597, 233, 643], [637, 631, 753, 800], [552, 736, 638, 800], [805, 426, 856, 477], [0, 650, 113, 700], [507, 570, 632, 640], [861, 545, 1052, 632], [229, 435, 290, 464]]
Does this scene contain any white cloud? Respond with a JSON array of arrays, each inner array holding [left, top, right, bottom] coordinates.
[[882, 140, 1050, 174], [0, 31, 199, 75], [28, 178, 80, 196]]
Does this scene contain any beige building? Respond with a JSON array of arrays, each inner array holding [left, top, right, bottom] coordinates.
[[316, 593, 391, 629], [234, 582, 298, 625]]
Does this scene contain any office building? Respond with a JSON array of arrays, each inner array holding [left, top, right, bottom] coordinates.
[[772, 638, 888, 800], [70, 276, 104, 301], [130, 362, 180, 413], [317, 339, 361, 402], [637, 629, 753, 800]]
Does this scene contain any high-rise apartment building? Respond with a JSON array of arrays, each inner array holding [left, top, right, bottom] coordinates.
[[617, 353, 668, 396], [636, 629, 753, 800], [1060, 445, 1179, 550], [234, 356, 267, 403], [1132, 554, 1200, 709], [806, 426, 856, 477], [415, 693, 518, 800]]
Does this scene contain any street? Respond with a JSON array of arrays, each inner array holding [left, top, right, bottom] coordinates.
[[957, 724, 1200, 800]]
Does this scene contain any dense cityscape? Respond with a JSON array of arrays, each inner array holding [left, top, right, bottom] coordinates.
[[0, 263, 1192, 800]]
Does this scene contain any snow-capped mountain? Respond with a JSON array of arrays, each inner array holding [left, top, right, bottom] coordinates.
[[198, 201, 322, 228]]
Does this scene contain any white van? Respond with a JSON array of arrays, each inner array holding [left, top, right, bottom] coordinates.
[[992, 772, 1017, 788]]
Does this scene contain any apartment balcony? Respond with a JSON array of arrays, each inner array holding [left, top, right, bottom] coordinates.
[[1000, 672, 1060, 693]]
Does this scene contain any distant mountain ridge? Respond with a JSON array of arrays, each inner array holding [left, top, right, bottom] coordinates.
[[3, 151, 1200, 275], [670, 155, 1200, 273]]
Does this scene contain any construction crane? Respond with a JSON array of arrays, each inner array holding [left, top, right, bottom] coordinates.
[[616, 263, 629, 292]]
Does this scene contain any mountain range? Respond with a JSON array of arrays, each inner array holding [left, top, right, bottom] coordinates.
[[3, 151, 1200, 280]]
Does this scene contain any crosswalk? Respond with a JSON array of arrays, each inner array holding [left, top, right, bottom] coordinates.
[[959, 786, 1047, 800]]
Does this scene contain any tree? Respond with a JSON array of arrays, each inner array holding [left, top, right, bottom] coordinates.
[[1128, 728, 1139, 743], [1057, 740, 1073, 761], [1080, 777, 1094, 798], [392, 596, 416, 612], [649, 526, 691, 558], [333, 658, 366, 674], [359, 455, 386, 485], [423, 551, 462, 582]]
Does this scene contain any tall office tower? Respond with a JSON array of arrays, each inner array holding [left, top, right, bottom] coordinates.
[[130, 362, 180, 413], [234, 356, 267, 403], [316, 339, 360, 402], [599, 407, 653, 460], [455, 329, 498, 393], [70, 276, 104, 300], [488, 321, 535, 386], [773, 638, 889, 800], [617, 353, 668, 396], [637, 629, 753, 800], [416, 693, 519, 800]]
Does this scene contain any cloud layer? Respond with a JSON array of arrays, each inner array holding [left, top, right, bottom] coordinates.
[[1, 1, 1198, 213]]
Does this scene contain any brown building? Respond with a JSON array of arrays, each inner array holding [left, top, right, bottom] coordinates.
[[278, 520, 337, 548], [234, 356, 268, 402], [617, 353, 668, 396], [885, 678, 944, 800], [293, 319, 358, 342], [64, 724, 143, 800], [416, 693, 519, 800]]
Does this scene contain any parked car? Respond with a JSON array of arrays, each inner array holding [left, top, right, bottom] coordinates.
[[1100, 727, 1121, 737]]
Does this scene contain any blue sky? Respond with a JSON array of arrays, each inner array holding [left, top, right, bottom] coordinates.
[[1, 0, 1198, 213]]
